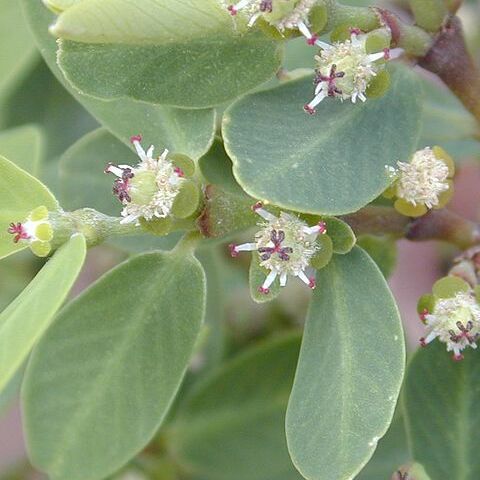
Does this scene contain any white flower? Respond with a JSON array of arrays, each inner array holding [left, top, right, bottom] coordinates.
[[421, 292, 480, 360], [105, 135, 184, 225], [395, 147, 450, 209], [229, 202, 327, 293], [304, 32, 390, 114], [225, 0, 320, 43]]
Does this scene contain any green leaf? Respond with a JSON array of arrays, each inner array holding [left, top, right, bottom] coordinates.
[[21, 0, 216, 160], [0, 234, 86, 393], [0, 60, 99, 163], [170, 334, 304, 480], [0, 125, 44, 176], [0, 0, 38, 96], [356, 414, 410, 480], [23, 250, 206, 480], [223, 66, 422, 215], [357, 234, 397, 278], [199, 138, 244, 196], [51, 0, 283, 108], [403, 342, 480, 480], [0, 155, 58, 260], [418, 74, 480, 160], [59, 128, 137, 215], [286, 247, 405, 480]]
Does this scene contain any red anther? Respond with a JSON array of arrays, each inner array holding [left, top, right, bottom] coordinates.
[[8, 222, 29, 243], [309, 278, 316, 289], [258, 286, 270, 295], [419, 308, 429, 323], [227, 5, 237, 15], [303, 104, 316, 115], [252, 201, 263, 211], [307, 35, 318, 46], [318, 221, 327, 234], [228, 244, 239, 258], [174, 166, 185, 177], [349, 27, 362, 35], [130, 134, 142, 143], [419, 337, 427, 347], [383, 48, 391, 60], [453, 353, 464, 362]]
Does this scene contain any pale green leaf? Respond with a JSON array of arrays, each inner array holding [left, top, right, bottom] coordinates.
[[0, 155, 58, 260], [51, 0, 283, 108], [357, 235, 397, 278], [23, 250, 206, 480], [356, 414, 410, 480], [403, 342, 480, 480], [0, 234, 86, 392], [0, 125, 44, 176], [170, 334, 304, 480], [0, 0, 38, 96], [223, 66, 422, 215], [21, 0, 216, 159], [286, 247, 405, 480]]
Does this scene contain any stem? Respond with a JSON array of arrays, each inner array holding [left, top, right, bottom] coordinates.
[[419, 16, 480, 122], [340, 206, 480, 250]]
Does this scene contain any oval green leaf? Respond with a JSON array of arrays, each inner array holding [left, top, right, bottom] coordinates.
[[21, 0, 216, 160], [223, 66, 422, 215], [0, 234, 86, 393], [0, 0, 38, 96], [286, 246, 405, 480], [403, 342, 480, 480], [52, 0, 283, 108], [0, 125, 44, 176], [22, 250, 206, 480], [170, 334, 304, 480], [0, 155, 58, 260]]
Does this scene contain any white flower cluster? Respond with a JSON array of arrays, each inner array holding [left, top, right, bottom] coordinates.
[[421, 292, 480, 361], [229, 202, 327, 293], [105, 135, 184, 225]]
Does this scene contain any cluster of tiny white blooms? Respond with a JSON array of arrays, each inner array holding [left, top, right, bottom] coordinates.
[[304, 33, 388, 114], [225, 0, 320, 43], [421, 292, 480, 360], [229, 202, 327, 293], [395, 147, 450, 209], [105, 135, 184, 225]]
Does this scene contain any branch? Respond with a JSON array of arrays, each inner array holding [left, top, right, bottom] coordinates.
[[340, 206, 480, 250]]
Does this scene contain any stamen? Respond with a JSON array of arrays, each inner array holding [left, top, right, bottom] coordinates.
[[419, 308, 429, 323], [174, 166, 185, 177], [7, 222, 30, 243]]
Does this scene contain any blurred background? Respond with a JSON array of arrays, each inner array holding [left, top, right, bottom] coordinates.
[[1, 0, 479, 477]]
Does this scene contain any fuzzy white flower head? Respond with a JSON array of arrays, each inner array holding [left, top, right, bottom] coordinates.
[[421, 292, 480, 360], [229, 202, 327, 293], [304, 32, 390, 114], [105, 135, 184, 225], [225, 0, 320, 43], [395, 147, 450, 209]]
